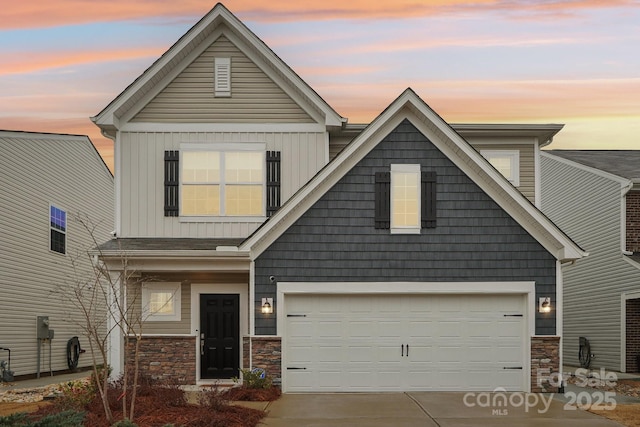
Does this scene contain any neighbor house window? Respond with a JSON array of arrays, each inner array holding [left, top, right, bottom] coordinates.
[[50, 205, 66, 254], [391, 164, 421, 234], [481, 150, 520, 187], [181, 151, 263, 217], [142, 283, 181, 322]]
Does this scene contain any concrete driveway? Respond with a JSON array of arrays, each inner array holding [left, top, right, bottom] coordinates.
[[261, 392, 624, 426]]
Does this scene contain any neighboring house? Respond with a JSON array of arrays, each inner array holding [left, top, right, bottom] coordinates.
[[541, 150, 640, 373], [0, 130, 114, 378], [92, 3, 585, 392]]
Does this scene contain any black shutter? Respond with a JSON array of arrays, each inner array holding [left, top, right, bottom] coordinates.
[[266, 151, 281, 217], [421, 171, 437, 228], [164, 150, 179, 217], [375, 172, 391, 229]]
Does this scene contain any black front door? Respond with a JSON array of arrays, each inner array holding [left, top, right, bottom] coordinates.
[[200, 294, 240, 379]]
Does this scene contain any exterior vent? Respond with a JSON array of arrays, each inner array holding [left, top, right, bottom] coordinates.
[[214, 57, 231, 97]]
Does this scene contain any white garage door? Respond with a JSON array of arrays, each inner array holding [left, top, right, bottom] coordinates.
[[284, 293, 526, 392]]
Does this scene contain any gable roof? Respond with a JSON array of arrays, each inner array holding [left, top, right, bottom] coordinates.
[[91, 3, 344, 136], [0, 130, 112, 179], [240, 88, 587, 262], [545, 150, 640, 183]]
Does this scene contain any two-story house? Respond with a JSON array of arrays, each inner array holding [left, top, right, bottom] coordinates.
[[0, 130, 113, 378], [541, 150, 640, 373], [92, 3, 585, 393]]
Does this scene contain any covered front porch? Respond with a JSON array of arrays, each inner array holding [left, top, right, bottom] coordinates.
[[96, 238, 260, 385]]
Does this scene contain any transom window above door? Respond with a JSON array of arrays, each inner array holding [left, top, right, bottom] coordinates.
[[181, 150, 264, 217]]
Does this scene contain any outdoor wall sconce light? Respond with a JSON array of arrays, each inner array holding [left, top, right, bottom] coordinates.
[[261, 298, 273, 314], [539, 297, 551, 313]]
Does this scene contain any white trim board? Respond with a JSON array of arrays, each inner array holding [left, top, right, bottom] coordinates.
[[190, 283, 249, 385]]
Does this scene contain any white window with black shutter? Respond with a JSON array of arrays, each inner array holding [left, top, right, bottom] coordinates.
[[375, 164, 436, 233], [164, 143, 281, 219]]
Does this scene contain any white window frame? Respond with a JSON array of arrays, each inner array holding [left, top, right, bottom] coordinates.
[[390, 164, 421, 235], [49, 204, 67, 255], [142, 282, 182, 322], [180, 142, 266, 220], [481, 150, 520, 187]]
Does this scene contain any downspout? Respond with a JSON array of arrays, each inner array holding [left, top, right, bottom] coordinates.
[[621, 180, 634, 255]]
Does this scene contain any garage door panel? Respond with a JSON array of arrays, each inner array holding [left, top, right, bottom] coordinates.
[[379, 321, 402, 337], [349, 321, 375, 337], [285, 293, 526, 392]]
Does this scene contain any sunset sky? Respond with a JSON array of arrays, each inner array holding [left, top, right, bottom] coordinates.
[[1, 1, 639, 170]]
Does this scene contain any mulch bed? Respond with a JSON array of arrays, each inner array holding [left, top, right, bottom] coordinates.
[[222, 385, 281, 402], [25, 380, 280, 427]]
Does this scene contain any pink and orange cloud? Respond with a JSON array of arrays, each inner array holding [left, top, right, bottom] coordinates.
[[2, 0, 637, 30], [0, 47, 164, 76]]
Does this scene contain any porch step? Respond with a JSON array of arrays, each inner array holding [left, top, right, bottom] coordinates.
[[182, 383, 238, 405]]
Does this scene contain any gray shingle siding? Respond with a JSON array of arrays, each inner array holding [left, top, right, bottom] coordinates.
[[255, 120, 556, 335]]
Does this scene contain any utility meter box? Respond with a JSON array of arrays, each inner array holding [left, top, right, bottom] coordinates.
[[36, 316, 50, 339]]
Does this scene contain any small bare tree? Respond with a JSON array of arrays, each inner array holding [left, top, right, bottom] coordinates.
[[58, 214, 150, 423]]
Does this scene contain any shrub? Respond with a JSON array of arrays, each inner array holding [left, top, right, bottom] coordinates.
[[235, 368, 272, 389], [57, 379, 97, 410], [0, 410, 85, 427]]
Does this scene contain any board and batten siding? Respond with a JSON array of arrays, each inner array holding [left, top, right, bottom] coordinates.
[[118, 131, 326, 238], [468, 140, 536, 205], [255, 120, 556, 336], [131, 35, 313, 124], [0, 133, 114, 377], [541, 153, 640, 371]]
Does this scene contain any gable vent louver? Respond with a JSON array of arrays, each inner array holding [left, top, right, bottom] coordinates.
[[214, 57, 231, 97]]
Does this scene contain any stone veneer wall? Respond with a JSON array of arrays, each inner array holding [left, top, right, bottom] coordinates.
[[246, 336, 282, 384], [531, 336, 560, 393], [125, 336, 196, 384], [626, 299, 640, 373]]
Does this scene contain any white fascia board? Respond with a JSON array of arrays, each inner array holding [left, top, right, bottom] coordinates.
[[222, 14, 343, 127], [97, 249, 250, 259], [453, 123, 564, 145], [93, 5, 231, 126], [242, 88, 585, 261], [240, 101, 409, 257], [119, 26, 226, 124], [221, 30, 330, 126], [120, 122, 327, 135], [541, 152, 632, 188], [407, 105, 586, 261]]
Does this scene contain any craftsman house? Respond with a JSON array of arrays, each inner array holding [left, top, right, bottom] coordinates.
[[93, 3, 585, 392], [541, 151, 640, 373]]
